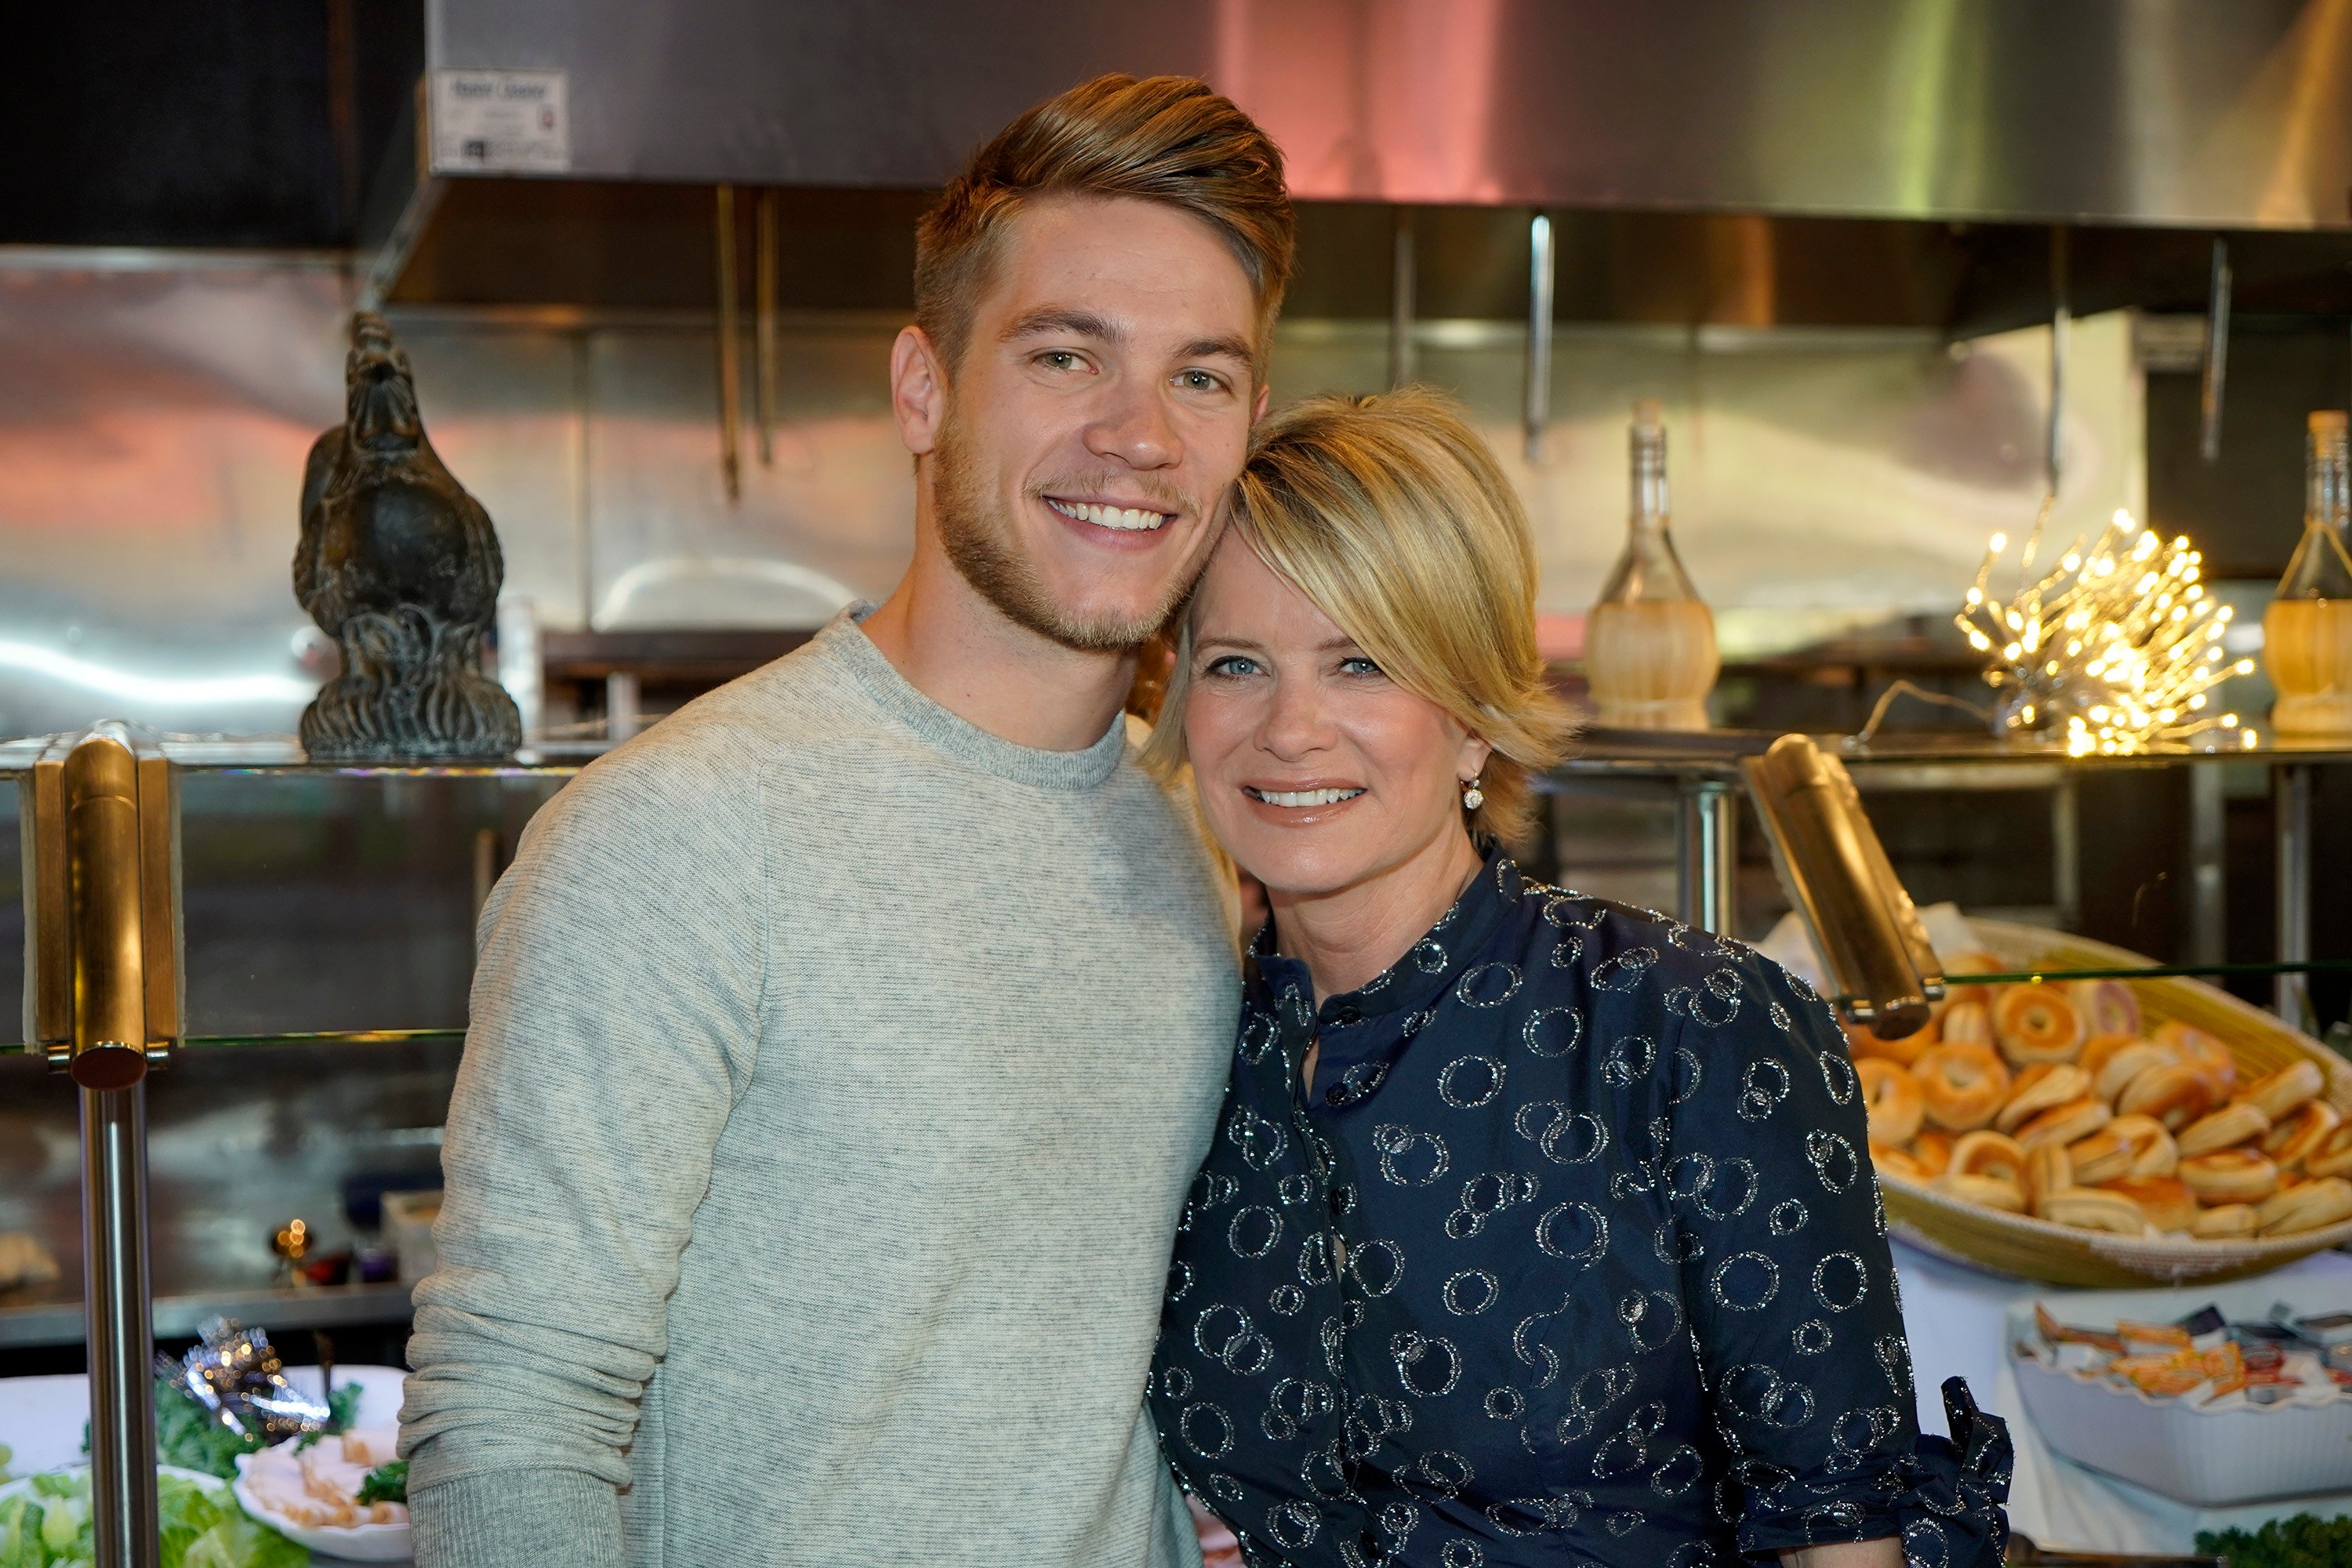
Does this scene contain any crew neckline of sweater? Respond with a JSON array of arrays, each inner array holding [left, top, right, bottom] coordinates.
[[818, 604, 1129, 792]]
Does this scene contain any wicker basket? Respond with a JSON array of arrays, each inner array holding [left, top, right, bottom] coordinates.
[[1875, 920, 2352, 1287]]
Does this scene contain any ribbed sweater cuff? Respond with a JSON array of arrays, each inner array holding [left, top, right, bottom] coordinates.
[[410, 1468, 622, 1568]]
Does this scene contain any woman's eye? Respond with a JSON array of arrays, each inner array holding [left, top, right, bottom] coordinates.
[[1339, 655, 1385, 677], [1204, 654, 1261, 678]]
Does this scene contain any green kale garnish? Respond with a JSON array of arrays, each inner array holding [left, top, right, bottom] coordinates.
[[354, 1460, 407, 1508], [2196, 1514, 2352, 1568], [325, 1381, 361, 1434], [141, 1376, 364, 1475], [149, 1379, 262, 1481]]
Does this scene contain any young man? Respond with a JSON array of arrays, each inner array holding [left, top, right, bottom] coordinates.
[[399, 75, 1293, 1568]]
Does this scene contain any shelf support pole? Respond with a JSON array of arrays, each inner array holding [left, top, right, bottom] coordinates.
[[1678, 779, 1738, 935], [2274, 762, 2314, 1029], [2185, 763, 2226, 967]]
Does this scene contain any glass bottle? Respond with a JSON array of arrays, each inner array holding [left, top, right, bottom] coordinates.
[[1585, 399, 1719, 730], [2265, 409, 2352, 737]]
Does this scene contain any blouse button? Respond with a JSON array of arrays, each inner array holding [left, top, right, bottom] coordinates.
[[1332, 1003, 1362, 1026], [1323, 1083, 1346, 1107]]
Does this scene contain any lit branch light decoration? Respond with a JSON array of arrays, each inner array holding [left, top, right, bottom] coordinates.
[[1956, 506, 2256, 755]]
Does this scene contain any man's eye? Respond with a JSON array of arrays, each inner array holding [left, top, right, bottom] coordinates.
[[1178, 368, 1228, 392], [1037, 350, 1085, 372], [1204, 655, 1261, 678]]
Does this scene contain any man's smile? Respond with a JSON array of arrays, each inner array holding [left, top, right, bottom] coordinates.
[[1044, 495, 1173, 532]]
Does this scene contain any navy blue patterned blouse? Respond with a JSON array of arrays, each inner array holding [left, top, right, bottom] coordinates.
[[1150, 855, 2009, 1568]]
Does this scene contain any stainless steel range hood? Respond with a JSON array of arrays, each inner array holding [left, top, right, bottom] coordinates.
[[420, 0, 2352, 222], [368, 0, 2352, 321]]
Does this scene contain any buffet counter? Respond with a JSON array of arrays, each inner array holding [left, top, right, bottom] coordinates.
[[8, 1245, 2350, 1563]]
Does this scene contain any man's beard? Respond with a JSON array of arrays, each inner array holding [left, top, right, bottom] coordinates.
[[931, 410, 1203, 653]]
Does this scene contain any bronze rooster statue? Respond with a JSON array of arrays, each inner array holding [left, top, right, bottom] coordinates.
[[293, 312, 521, 760]]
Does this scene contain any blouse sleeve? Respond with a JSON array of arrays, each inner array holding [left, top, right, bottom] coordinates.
[[1655, 947, 1924, 1555]]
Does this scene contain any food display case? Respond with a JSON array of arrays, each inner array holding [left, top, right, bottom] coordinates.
[[8, 729, 2350, 1563], [6, 735, 2346, 1334]]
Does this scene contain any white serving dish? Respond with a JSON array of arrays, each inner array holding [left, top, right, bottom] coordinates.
[[2006, 1283, 2352, 1507], [234, 1447, 412, 1562], [0, 1362, 413, 1563]]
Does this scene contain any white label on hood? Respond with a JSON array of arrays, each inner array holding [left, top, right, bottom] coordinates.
[[430, 70, 571, 175]]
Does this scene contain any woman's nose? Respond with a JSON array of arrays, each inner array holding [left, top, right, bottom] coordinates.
[[1256, 674, 1334, 759], [1083, 379, 1181, 471]]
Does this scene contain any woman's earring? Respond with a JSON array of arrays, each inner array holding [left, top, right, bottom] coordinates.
[[1461, 775, 1485, 811]]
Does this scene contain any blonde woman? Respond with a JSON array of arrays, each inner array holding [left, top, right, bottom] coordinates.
[[1145, 390, 2009, 1568]]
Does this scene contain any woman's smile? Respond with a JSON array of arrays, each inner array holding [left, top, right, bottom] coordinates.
[[1240, 780, 1366, 818]]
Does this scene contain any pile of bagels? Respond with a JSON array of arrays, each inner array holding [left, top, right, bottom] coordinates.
[[1853, 955, 2352, 1241]]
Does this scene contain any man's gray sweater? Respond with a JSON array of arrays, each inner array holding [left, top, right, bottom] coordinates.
[[399, 611, 1237, 1566]]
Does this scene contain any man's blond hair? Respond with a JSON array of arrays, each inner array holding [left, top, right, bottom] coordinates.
[[915, 74, 1294, 374], [1145, 388, 1577, 844]]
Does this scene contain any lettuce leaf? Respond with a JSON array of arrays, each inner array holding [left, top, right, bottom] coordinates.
[[179, 1514, 307, 1568], [0, 1468, 303, 1568], [0, 1497, 46, 1568], [156, 1472, 228, 1566], [37, 1492, 83, 1557]]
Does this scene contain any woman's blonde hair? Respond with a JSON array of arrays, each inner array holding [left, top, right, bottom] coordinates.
[[1145, 387, 1577, 844]]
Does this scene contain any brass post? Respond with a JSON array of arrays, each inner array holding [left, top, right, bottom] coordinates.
[[66, 735, 147, 1090], [26, 725, 180, 1568], [1743, 735, 1941, 1039]]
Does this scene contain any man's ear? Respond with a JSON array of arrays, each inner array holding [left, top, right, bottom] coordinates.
[[1253, 379, 1272, 424], [891, 325, 949, 456]]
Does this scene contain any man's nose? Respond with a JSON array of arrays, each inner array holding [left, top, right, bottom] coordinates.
[[1083, 376, 1181, 470]]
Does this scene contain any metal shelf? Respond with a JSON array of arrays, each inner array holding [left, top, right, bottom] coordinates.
[[178, 1029, 466, 1051], [1549, 730, 2352, 782], [1547, 731, 2348, 1029], [0, 735, 597, 777], [0, 1281, 416, 1350]]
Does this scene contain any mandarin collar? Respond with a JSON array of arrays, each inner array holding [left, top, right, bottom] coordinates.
[[1242, 851, 1525, 1034]]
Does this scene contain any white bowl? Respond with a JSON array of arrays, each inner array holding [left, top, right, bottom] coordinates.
[[2005, 1284, 2352, 1507], [233, 1450, 412, 1563]]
